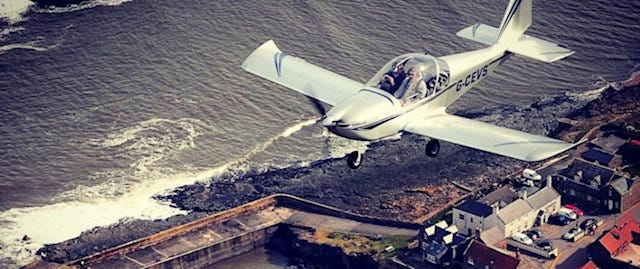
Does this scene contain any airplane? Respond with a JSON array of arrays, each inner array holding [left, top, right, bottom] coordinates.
[[242, 0, 582, 169]]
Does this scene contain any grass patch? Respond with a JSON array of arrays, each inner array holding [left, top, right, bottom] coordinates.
[[313, 229, 410, 259]]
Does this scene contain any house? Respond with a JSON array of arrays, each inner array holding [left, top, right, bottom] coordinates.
[[589, 213, 640, 268], [463, 240, 520, 269], [453, 176, 561, 245], [582, 147, 615, 167], [554, 158, 638, 213], [419, 220, 470, 266]]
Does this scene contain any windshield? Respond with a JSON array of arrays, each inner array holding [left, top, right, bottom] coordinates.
[[367, 53, 450, 104]]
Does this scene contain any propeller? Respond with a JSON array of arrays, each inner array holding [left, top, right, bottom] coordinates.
[[307, 96, 326, 117]]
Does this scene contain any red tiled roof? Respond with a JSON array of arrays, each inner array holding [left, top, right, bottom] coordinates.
[[579, 260, 598, 269], [598, 213, 640, 256], [465, 240, 520, 269]]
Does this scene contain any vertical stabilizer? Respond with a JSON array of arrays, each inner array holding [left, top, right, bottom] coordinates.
[[495, 0, 532, 45]]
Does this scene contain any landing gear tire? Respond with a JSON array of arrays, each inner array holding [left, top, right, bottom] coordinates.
[[425, 139, 440, 157], [347, 151, 362, 169]]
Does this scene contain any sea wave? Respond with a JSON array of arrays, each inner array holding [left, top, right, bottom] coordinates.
[[0, 35, 61, 54], [0, 117, 340, 267], [33, 0, 132, 14]]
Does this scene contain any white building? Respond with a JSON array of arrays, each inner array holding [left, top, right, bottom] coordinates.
[[453, 177, 560, 246]]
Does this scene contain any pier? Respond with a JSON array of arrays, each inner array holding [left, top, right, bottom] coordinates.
[[27, 194, 420, 269]]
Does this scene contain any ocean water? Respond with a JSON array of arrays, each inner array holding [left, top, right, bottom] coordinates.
[[0, 0, 638, 267]]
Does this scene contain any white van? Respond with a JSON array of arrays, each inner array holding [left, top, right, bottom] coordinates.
[[523, 169, 542, 181]]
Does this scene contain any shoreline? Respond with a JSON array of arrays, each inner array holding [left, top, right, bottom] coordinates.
[[29, 71, 640, 266]]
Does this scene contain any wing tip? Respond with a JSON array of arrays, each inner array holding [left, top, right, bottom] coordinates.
[[522, 138, 587, 162]]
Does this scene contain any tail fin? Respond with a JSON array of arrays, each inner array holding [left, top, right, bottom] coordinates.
[[495, 0, 532, 45], [456, 0, 574, 63]]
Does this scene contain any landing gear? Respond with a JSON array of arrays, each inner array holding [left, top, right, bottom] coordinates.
[[347, 151, 362, 169], [425, 139, 440, 157]]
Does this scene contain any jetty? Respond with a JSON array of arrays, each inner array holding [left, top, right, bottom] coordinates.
[[26, 194, 420, 269]]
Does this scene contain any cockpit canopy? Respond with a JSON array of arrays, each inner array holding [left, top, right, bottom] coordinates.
[[367, 53, 450, 99]]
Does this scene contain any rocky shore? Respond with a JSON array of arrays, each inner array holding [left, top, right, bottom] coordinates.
[[37, 72, 640, 264]]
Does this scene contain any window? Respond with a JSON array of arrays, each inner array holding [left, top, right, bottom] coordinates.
[[470, 218, 474, 223], [587, 195, 592, 201], [570, 189, 575, 196], [460, 214, 465, 220]]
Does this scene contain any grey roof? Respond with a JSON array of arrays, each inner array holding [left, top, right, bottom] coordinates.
[[497, 199, 532, 224], [526, 187, 560, 209], [480, 226, 505, 247], [582, 147, 614, 166], [425, 241, 448, 258], [478, 187, 519, 208], [610, 177, 634, 195], [560, 159, 615, 187], [455, 200, 493, 217]]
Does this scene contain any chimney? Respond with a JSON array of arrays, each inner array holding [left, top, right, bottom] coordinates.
[[574, 170, 583, 181], [546, 175, 552, 188], [492, 204, 499, 214], [521, 190, 528, 200]]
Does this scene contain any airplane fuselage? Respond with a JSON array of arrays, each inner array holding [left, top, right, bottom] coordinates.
[[324, 47, 508, 142]]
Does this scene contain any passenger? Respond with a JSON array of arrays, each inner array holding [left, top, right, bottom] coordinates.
[[394, 67, 426, 104]]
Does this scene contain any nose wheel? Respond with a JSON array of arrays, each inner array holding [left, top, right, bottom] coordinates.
[[347, 151, 363, 169], [426, 139, 440, 157]]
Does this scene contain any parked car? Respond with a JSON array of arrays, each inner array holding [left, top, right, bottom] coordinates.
[[563, 204, 584, 216], [563, 227, 583, 240], [558, 207, 578, 220], [525, 229, 543, 240], [512, 232, 534, 245], [537, 240, 554, 251], [581, 218, 600, 230], [548, 214, 571, 226]]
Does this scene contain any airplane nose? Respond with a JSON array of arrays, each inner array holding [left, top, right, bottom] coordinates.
[[322, 116, 338, 127]]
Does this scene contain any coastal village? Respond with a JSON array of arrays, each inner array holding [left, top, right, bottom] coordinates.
[[25, 76, 640, 268]]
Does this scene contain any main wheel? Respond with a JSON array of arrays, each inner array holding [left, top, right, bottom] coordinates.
[[347, 151, 363, 169], [425, 139, 440, 157]]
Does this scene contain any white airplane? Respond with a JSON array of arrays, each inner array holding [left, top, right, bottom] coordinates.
[[242, 0, 582, 169]]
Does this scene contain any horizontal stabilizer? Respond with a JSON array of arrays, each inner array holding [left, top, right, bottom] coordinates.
[[457, 23, 574, 63], [241, 40, 363, 106], [456, 23, 499, 46], [508, 34, 575, 63], [404, 113, 583, 162]]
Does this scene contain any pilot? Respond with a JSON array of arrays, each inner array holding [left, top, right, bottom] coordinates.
[[394, 67, 426, 103], [386, 63, 406, 94], [378, 74, 395, 92]]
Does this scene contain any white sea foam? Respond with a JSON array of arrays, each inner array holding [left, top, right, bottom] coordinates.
[[33, 0, 133, 14], [0, 35, 62, 54], [565, 83, 611, 102], [0, 25, 23, 39], [0, 117, 325, 267], [0, 0, 33, 24]]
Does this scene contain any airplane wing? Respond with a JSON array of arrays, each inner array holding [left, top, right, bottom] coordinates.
[[403, 113, 582, 162], [241, 40, 364, 106]]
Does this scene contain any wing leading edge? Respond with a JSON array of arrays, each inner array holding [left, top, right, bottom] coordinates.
[[241, 40, 363, 106], [404, 113, 582, 162]]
